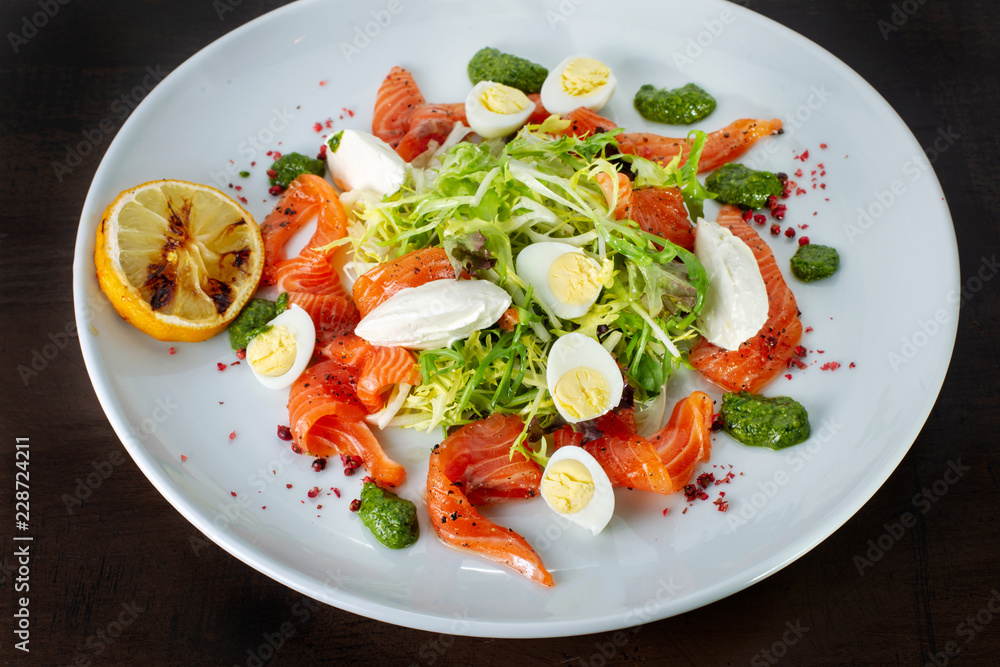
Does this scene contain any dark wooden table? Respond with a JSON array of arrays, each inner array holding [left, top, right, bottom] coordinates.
[[2, 0, 998, 664]]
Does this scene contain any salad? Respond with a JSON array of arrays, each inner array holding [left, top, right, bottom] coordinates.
[[95, 49, 837, 587]]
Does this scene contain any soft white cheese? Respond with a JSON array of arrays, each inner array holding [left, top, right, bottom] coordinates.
[[325, 129, 407, 197], [354, 279, 512, 350], [694, 218, 769, 350]]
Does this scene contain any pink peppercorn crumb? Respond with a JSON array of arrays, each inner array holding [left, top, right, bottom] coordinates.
[[662, 508, 669, 517], [821, 362, 841, 371], [229, 431, 237, 441], [168, 347, 176, 355], [308, 487, 321, 499], [349, 499, 361, 512], [849, 362, 856, 369], [312, 458, 327, 472], [286, 484, 293, 489], [753, 213, 767, 225], [784, 227, 796, 238], [216, 362, 227, 371], [268, 185, 285, 196], [333, 488, 341, 498], [799, 236, 810, 246], [277, 424, 293, 441], [742, 209, 753, 222], [180, 455, 188, 462], [231, 491, 237, 497], [236, 348, 246, 360], [770, 224, 781, 236]]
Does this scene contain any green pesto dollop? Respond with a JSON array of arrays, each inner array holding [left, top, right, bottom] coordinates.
[[268, 152, 325, 189], [720, 391, 811, 450], [228, 292, 288, 351], [705, 163, 783, 210], [358, 481, 419, 549], [790, 244, 840, 282], [467, 47, 548, 94], [633, 83, 716, 125]]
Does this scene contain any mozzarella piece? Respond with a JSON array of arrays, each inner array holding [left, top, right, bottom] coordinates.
[[540, 445, 615, 535], [465, 81, 535, 139], [694, 218, 769, 350], [325, 129, 407, 196], [540, 55, 617, 115], [354, 279, 512, 350]]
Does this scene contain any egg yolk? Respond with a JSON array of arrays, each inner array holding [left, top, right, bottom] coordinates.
[[548, 253, 603, 306], [246, 325, 297, 377], [554, 367, 611, 421], [479, 83, 531, 115], [541, 458, 595, 514], [561, 58, 611, 97]]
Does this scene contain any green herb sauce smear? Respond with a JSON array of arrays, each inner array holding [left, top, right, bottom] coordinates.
[[467, 47, 548, 94], [268, 152, 325, 189], [358, 481, 419, 549], [228, 293, 288, 351], [633, 83, 716, 125], [720, 391, 811, 450], [790, 244, 840, 282], [705, 163, 783, 210]]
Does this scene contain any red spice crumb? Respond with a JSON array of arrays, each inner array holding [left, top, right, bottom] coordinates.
[[771, 204, 787, 220], [799, 236, 810, 246], [286, 484, 293, 489], [714, 472, 736, 485], [236, 348, 246, 359], [262, 506, 266, 510], [817, 349, 825, 353], [234, 185, 242, 192], [683, 484, 709, 502], [714, 498, 729, 512], [313, 122, 323, 133], [805, 326, 814, 333], [795, 188, 807, 196], [820, 183, 826, 190], [277, 424, 293, 441], [799, 223, 809, 229], [342, 107, 355, 117], [662, 508, 669, 517], [291, 444, 303, 455], [268, 185, 285, 196], [698, 472, 715, 488], [340, 454, 362, 476], [251, 161, 256, 167], [266, 168, 277, 178], [710, 413, 724, 432], [180, 455, 188, 462], [794, 168, 803, 178], [742, 209, 753, 222], [821, 361, 841, 371], [753, 213, 766, 225], [817, 163, 825, 169], [273, 151, 282, 160], [787, 358, 807, 370], [319, 80, 327, 86], [168, 347, 176, 355], [312, 458, 327, 472], [217, 362, 227, 371], [325, 119, 333, 128], [800, 150, 809, 161], [349, 499, 361, 512], [230, 360, 240, 366], [682, 507, 688, 514], [229, 431, 236, 441], [794, 345, 807, 357], [362, 475, 375, 485], [318, 143, 328, 160], [770, 224, 781, 236], [230, 491, 237, 497], [238, 195, 248, 204], [784, 227, 796, 238], [849, 362, 856, 369], [767, 195, 779, 210], [785, 374, 793, 380], [317, 505, 323, 510], [333, 488, 341, 498], [820, 143, 827, 149], [308, 486, 321, 499]]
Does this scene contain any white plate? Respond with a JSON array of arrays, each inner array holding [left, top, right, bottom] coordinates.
[[73, 0, 958, 638]]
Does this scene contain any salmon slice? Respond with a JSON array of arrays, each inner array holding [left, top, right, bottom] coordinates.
[[355, 346, 421, 413], [552, 392, 714, 495], [629, 187, 695, 251], [648, 391, 713, 487], [688, 206, 802, 392], [525, 94, 550, 125], [595, 171, 633, 219], [274, 251, 349, 298], [395, 104, 461, 162], [373, 66, 425, 148], [307, 418, 406, 487], [427, 414, 552, 587], [288, 292, 360, 346], [351, 247, 456, 317], [288, 360, 406, 486], [552, 107, 618, 138], [260, 174, 350, 286], [618, 118, 784, 174], [317, 334, 375, 368]]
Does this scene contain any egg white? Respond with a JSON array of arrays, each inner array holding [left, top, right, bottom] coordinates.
[[515, 242, 603, 320], [247, 304, 316, 389], [545, 332, 624, 424], [540, 55, 617, 115], [464, 81, 536, 139], [541, 445, 615, 535]]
